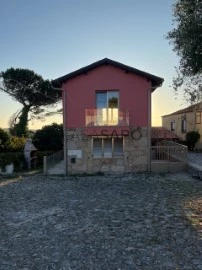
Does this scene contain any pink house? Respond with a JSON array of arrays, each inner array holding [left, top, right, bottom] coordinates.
[[52, 58, 163, 174]]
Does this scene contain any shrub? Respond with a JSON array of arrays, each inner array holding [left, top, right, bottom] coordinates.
[[0, 150, 56, 172], [0, 128, 10, 152], [186, 131, 200, 151], [33, 123, 63, 151], [0, 152, 24, 171], [7, 136, 26, 152]]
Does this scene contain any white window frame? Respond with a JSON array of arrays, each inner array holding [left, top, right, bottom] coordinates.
[[181, 117, 186, 133], [170, 121, 175, 131], [96, 91, 119, 126], [195, 112, 201, 124], [92, 137, 124, 158]]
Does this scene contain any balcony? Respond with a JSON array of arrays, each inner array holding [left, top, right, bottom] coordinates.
[[85, 109, 129, 127]]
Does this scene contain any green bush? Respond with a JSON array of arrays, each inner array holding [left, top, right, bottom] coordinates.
[[0, 128, 11, 152], [33, 123, 63, 151], [7, 136, 26, 152], [0, 152, 24, 171], [0, 151, 56, 172], [186, 131, 200, 151]]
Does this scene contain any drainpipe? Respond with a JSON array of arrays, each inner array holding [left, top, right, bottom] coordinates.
[[147, 88, 151, 172], [52, 85, 68, 176], [63, 88, 68, 176]]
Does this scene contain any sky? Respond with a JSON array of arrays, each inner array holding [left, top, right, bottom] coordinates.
[[0, 0, 187, 129]]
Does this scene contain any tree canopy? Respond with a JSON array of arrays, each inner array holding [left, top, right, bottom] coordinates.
[[0, 68, 62, 137], [167, 0, 202, 76], [167, 0, 202, 102], [33, 123, 63, 151]]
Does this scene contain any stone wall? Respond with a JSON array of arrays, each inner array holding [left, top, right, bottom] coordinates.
[[124, 127, 148, 173], [65, 127, 149, 174]]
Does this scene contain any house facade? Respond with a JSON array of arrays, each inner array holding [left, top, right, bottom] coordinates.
[[162, 102, 202, 149], [52, 58, 163, 174]]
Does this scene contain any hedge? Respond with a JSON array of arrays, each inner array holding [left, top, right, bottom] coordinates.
[[0, 151, 54, 172]]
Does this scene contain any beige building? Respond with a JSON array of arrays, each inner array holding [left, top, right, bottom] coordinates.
[[162, 102, 202, 149]]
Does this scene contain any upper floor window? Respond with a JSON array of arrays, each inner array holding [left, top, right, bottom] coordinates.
[[181, 117, 186, 133], [96, 91, 119, 126], [96, 91, 119, 109], [195, 112, 201, 124], [170, 121, 175, 131]]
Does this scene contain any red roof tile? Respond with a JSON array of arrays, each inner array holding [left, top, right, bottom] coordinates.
[[152, 127, 179, 139]]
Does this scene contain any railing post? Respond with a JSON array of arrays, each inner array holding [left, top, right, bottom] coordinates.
[[168, 147, 170, 172], [43, 156, 47, 175]]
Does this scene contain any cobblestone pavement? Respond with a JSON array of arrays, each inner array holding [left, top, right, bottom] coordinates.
[[1, 173, 202, 270], [188, 152, 202, 167]]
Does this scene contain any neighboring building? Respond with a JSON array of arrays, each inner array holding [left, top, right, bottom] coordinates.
[[52, 58, 163, 174], [162, 102, 202, 148]]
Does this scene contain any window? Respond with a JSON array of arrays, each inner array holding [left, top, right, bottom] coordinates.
[[96, 91, 119, 125], [114, 138, 123, 156], [181, 117, 186, 133], [93, 138, 102, 157], [170, 121, 175, 131], [92, 137, 123, 157], [103, 138, 112, 157], [195, 112, 201, 124]]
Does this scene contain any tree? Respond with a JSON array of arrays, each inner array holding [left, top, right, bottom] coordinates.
[[33, 123, 63, 151], [167, 0, 202, 101], [0, 68, 62, 137]]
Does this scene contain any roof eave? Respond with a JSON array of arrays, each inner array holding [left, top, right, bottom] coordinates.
[[52, 58, 164, 89]]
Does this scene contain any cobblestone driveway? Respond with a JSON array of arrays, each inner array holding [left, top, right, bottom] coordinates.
[[1, 173, 202, 270]]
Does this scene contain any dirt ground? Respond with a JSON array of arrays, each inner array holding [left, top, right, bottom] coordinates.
[[0, 173, 202, 270]]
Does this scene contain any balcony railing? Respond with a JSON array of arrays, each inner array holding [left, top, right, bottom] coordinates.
[[85, 109, 129, 126]]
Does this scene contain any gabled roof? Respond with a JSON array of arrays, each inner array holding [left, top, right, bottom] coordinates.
[[52, 58, 164, 90], [162, 101, 202, 117]]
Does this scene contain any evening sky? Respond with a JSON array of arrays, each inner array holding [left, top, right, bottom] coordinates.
[[0, 0, 185, 129]]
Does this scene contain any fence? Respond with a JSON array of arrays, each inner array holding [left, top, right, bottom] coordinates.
[[151, 141, 187, 172], [43, 149, 64, 174]]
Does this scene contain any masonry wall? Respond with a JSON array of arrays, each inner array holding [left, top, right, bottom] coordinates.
[[65, 127, 148, 174]]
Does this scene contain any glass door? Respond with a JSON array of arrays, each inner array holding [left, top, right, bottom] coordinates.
[[96, 91, 119, 126]]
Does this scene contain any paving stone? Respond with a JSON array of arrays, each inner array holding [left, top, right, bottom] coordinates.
[[0, 173, 202, 269]]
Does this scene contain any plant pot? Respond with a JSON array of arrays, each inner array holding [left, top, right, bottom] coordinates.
[[5, 163, 14, 174]]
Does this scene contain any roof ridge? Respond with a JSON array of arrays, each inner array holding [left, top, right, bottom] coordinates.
[[162, 101, 202, 117], [52, 58, 164, 90]]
